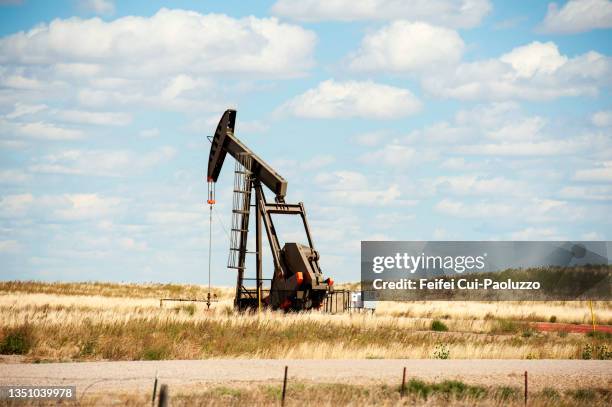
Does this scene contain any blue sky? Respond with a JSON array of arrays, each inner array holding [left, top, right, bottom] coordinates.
[[0, 0, 611, 285]]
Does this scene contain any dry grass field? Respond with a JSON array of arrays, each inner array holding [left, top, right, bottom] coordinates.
[[0, 281, 610, 362], [79, 381, 611, 407]]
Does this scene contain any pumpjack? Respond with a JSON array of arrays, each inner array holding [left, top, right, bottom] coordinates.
[[207, 109, 333, 311]]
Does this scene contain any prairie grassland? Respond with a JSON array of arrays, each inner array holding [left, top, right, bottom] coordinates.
[[0, 281, 610, 361], [76, 381, 611, 407]]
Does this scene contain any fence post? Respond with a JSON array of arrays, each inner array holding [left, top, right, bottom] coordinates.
[[400, 367, 406, 397], [158, 384, 168, 407], [151, 371, 158, 406], [281, 365, 288, 406], [524, 371, 528, 406]]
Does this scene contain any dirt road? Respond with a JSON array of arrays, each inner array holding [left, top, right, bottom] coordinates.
[[1, 359, 610, 396]]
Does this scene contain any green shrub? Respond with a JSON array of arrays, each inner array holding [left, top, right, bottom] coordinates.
[[568, 388, 596, 402], [0, 325, 34, 355], [495, 386, 519, 401], [581, 344, 593, 360], [586, 331, 611, 340], [431, 320, 448, 332], [491, 319, 520, 334], [433, 343, 450, 359], [141, 346, 169, 360], [541, 387, 560, 401], [521, 328, 535, 338], [406, 379, 432, 399], [549, 315, 557, 323], [595, 344, 611, 360], [404, 379, 486, 400]]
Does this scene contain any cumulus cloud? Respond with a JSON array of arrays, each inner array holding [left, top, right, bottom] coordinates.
[[80, 0, 115, 15], [435, 198, 584, 222], [454, 138, 591, 156], [0, 119, 84, 140], [361, 144, 416, 167], [573, 161, 612, 181], [0, 9, 317, 113], [5, 102, 47, 119], [559, 185, 612, 201], [509, 227, 567, 240], [52, 194, 122, 221], [432, 175, 529, 197], [540, 0, 612, 34], [0, 193, 122, 221], [55, 109, 131, 126], [279, 80, 421, 119], [0, 9, 316, 77], [29, 147, 176, 177], [348, 21, 464, 73], [422, 41, 611, 100], [139, 128, 160, 138], [0, 169, 30, 184], [314, 171, 415, 206], [0, 193, 33, 217], [0, 240, 20, 252], [271, 0, 492, 28], [591, 110, 612, 127]]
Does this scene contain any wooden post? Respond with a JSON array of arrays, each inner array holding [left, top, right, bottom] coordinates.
[[281, 366, 288, 406], [151, 371, 158, 406], [158, 384, 168, 407], [589, 300, 596, 332], [524, 371, 528, 406], [401, 367, 407, 397]]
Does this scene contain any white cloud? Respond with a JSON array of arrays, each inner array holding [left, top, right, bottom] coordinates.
[[0, 9, 316, 77], [314, 171, 415, 206], [540, 0, 612, 34], [51, 194, 122, 221], [0, 10, 317, 115], [353, 131, 388, 147], [147, 211, 203, 224], [0, 169, 30, 183], [118, 237, 147, 251], [573, 161, 612, 181], [499, 42, 568, 78], [1, 119, 84, 140], [29, 147, 176, 177], [271, 0, 492, 28], [591, 110, 612, 127], [440, 157, 482, 171], [423, 41, 611, 101], [432, 175, 528, 196], [559, 185, 612, 201], [5, 102, 47, 119], [348, 21, 464, 73], [435, 198, 585, 222], [582, 231, 604, 240], [486, 116, 546, 141], [55, 109, 132, 126], [139, 128, 160, 138], [360, 143, 419, 168], [280, 80, 421, 119], [454, 138, 587, 156], [509, 227, 567, 240], [80, 0, 115, 15], [0, 240, 20, 252], [0, 192, 123, 221], [0, 193, 33, 217]]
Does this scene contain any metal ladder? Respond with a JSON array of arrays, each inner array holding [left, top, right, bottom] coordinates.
[[227, 153, 253, 270]]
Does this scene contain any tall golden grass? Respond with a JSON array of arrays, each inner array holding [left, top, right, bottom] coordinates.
[[0, 281, 610, 361], [81, 381, 611, 407]]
